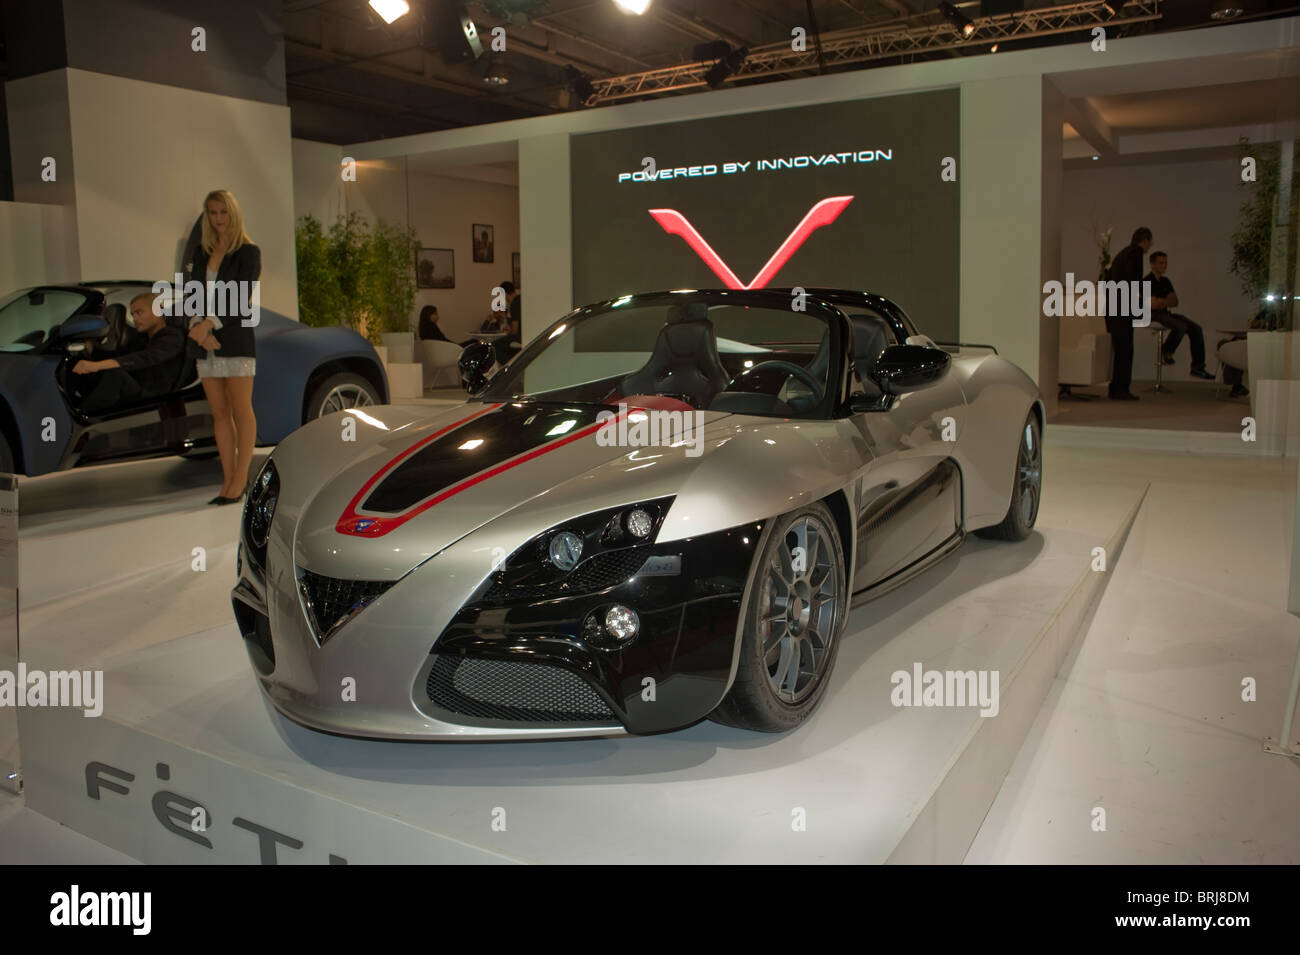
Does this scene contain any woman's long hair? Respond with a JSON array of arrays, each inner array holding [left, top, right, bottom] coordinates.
[[200, 188, 253, 254]]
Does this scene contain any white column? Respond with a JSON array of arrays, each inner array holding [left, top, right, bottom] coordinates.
[[518, 133, 572, 342]]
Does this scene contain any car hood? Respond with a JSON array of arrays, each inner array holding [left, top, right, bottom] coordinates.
[[289, 400, 745, 581]]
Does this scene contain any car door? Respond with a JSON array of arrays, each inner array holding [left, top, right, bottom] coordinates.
[[846, 309, 967, 594]]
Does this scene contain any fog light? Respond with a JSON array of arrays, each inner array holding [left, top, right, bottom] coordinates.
[[626, 508, 653, 538], [605, 604, 639, 641], [548, 531, 583, 571]]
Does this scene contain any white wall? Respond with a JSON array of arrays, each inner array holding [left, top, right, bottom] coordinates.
[[6, 69, 297, 318], [0, 202, 78, 295], [1061, 153, 1253, 383], [406, 171, 519, 343], [292, 139, 345, 226]]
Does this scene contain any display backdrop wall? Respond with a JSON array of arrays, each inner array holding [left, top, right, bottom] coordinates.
[[570, 90, 960, 344], [1061, 151, 1252, 383]]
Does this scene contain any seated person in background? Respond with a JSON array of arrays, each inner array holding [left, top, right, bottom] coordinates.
[[1218, 307, 1271, 399], [479, 308, 506, 333], [1145, 251, 1213, 380], [494, 315, 522, 365], [418, 304, 450, 342], [72, 292, 186, 415]]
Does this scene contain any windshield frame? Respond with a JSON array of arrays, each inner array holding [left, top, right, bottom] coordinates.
[[475, 288, 853, 420]]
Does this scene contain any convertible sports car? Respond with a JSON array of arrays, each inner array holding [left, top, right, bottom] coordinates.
[[232, 288, 1043, 738], [0, 281, 387, 476]]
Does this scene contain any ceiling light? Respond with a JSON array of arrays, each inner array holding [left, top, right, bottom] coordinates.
[[1210, 0, 1244, 18], [369, 0, 410, 24], [989, 43, 998, 52], [612, 0, 653, 13], [940, 1, 976, 38]]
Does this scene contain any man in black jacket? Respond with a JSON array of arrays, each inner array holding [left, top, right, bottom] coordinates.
[[72, 293, 186, 415], [1104, 226, 1152, 400]]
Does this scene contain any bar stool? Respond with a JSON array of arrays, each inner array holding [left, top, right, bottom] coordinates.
[[1149, 326, 1171, 394]]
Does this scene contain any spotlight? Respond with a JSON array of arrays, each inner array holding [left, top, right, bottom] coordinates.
[[705, 45, 748, 89], [989, 43, 999, 52], [1101, 1, 1116, 13], [369, 0, 410, 23], [1210, 0, 1244, 18], [940, 1, 976, 38], [563, 65, 596, 106], [612, 0, 653, 13]]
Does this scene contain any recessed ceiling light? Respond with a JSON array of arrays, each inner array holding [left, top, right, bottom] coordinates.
[[613, 0, 653, 14], [368, 0, 410, 25]]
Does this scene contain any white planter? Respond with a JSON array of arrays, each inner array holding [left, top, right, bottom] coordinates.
[[381, 332, 414, 351], [387, 362, 424, 401], [1246, 331, 1300, 418], [374, 344, 388, 367], [1253, 379, 1300, 457]]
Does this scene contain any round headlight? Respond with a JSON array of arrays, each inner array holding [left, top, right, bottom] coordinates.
[[626, 508, 653, 538], [605, 605, 639, 641], [548, 531, 584, 571]]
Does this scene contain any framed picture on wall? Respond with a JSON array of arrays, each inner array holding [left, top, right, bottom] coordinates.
[[472, 224, 494, 263], [417, 248, 455, 289], [512, 252, 520, 289]]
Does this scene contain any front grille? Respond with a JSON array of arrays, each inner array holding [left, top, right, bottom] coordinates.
[[425, 654, 616, 724], [298, 568, 394, 643], [482, 545, 652, 604]]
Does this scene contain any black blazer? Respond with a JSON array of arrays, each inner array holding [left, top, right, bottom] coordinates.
[[114, 325, 186, 396], [187, 242, 262, 358]]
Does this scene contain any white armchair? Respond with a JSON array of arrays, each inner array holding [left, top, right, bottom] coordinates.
[[420, 339, 464, 389], [1059, 332, 1111, 399]]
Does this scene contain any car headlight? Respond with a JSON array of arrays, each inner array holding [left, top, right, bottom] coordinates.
[[244, 458, 279, 553], [484, 497, 674, 600]]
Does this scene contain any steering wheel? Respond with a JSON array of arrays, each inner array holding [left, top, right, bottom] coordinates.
[[731, 360, 821, 394]]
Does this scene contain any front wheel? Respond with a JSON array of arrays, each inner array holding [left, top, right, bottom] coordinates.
[[305, 372, 380, 422], [975, 410, 1041, 541], [710, 502, 847, 732]]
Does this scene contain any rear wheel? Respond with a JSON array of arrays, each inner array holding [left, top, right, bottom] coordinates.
[[305, 372, 380, 422], [710, 502, 847, 732], [975, 411, 1041, 541]]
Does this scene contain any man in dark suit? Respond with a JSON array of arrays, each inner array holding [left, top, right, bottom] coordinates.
[[1104, 226, 1151, 400], [72, 293, 186, 414]]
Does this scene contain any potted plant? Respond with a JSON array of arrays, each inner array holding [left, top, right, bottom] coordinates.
[[1231, 139, 1299, 415]]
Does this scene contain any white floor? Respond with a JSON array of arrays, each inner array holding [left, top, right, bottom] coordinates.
[[4, 445, 1297, 863], [968, 450, 1300, 863]]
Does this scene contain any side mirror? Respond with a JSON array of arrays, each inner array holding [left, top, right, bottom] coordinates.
[[458, 341, 498, 394], [58, 313, 109, 343], [869, 343, 950, 395]]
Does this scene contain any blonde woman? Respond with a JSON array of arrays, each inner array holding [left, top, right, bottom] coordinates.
[[186, 189, 261, 505]]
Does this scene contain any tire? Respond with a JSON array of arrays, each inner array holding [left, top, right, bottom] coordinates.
[[305, 372, 380, 422], [710, 501, 848, 732], [974, 410, 1041, 542]]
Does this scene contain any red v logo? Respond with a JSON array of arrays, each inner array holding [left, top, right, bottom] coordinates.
[[648, 196, 854, 290]]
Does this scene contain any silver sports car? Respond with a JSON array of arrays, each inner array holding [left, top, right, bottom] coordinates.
[[232, 288, 1043, 739]]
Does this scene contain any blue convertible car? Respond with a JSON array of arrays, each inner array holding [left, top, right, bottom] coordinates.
[[0, 281, 388, 476]]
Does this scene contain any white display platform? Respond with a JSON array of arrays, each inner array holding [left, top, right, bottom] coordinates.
[[16, 448, 1143, 863]]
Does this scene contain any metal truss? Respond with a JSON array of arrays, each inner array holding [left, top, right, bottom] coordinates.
[[586, 0, 1161, 104]]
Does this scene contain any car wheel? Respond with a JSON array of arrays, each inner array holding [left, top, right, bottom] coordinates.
[[974, 410, 1041, 542], [710, 501, 847, 732], [305, 372, 380, 422]]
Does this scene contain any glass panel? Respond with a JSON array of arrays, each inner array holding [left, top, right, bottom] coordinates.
[[0, 289, 90, 351]]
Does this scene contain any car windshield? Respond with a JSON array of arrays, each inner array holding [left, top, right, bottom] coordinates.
[[0, 288, 92, 352], [477, 292, 839, 419]]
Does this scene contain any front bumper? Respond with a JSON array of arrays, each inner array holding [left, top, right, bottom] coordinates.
[[232, 500, 764, 740]]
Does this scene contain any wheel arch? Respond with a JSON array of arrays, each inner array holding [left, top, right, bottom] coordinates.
[[819, 487, 855, 593], [300, 357, 389, 425]]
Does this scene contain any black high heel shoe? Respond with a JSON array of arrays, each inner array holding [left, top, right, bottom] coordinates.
[[216, 488, 246, 506]]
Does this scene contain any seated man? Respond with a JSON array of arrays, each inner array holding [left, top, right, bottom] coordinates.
[[72, 292, 186, 415], [1145, 251, 1213, 379], [494, 315, 522, 365]]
